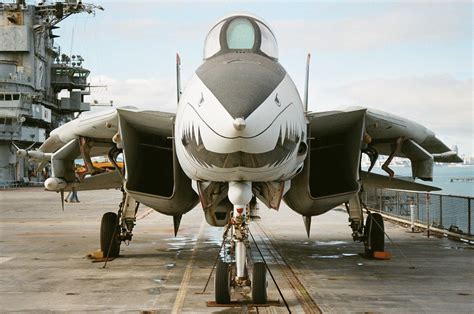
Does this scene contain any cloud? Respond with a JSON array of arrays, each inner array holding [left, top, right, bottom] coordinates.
[[104, 18, 208, 40], [273, 3, 470, 51], [318, 75, 473, 154], [87, 75, 177, 112]]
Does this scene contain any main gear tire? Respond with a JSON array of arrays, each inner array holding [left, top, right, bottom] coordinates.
[[100, 212, 121, 258], [364, 213, 385, 257]]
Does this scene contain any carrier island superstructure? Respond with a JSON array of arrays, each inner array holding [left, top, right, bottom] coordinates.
[[0, 0, 102, 185]]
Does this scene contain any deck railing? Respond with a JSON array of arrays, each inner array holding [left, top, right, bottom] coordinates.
[[362, 187, 473, 238]]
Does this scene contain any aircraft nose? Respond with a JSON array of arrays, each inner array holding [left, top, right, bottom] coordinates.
[[196, 53, 286, 119], [233, 117, 246, 130]]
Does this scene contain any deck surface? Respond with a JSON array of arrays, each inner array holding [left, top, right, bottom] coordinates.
[[0, 188, 473, 313]]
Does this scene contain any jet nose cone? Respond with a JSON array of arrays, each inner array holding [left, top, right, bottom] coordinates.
[[233, 117, 246, 131]]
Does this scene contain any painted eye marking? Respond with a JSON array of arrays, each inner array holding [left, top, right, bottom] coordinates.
[[274, 93, 281, 107], [199, 92, 205, 106]]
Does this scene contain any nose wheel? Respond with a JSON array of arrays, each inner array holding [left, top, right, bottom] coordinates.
[[214, 233, 269, 305], [214, 259, 231, 304], [252, 262, 268, 304]]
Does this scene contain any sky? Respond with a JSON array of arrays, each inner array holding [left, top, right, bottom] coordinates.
[[43, 0, 472, 156]]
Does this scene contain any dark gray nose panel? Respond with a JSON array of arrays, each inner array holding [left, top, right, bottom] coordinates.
[[196, 53, 286, 119]]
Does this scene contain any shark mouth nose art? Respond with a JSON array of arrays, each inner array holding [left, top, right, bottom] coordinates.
[[181, 121, 301, 169]]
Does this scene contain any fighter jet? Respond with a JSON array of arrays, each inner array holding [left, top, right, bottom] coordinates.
[[18, 13, 462, 304]]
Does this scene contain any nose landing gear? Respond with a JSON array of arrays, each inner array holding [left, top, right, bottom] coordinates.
[[214, 182, 268, 305]]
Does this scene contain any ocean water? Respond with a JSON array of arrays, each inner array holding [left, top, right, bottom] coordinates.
[[371, 165, 474, 197]]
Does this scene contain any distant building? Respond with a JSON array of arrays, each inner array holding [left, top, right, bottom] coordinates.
[[0, 0, 102, 185]]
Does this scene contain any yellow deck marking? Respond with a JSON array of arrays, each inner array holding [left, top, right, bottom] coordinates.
[[254, 223, 322, 314], [171, 219, 206, 314]]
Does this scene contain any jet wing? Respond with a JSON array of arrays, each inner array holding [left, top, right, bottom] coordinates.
[[307, 107, 462, 182], [360, 171, 441, 192], [25, 107, 176, 192], [63, 170, 123, 191], [39, 107, 175, 155], [361, 107, 463, 163]]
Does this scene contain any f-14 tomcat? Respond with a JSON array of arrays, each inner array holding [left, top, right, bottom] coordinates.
[[18, 14, 461, 304]]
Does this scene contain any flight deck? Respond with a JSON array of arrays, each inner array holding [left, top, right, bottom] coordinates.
[[0, 188, 473, 313]]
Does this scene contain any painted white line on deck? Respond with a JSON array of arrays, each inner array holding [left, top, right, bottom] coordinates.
[[171, 219, 206, 314], [0, 257, 14, 264]]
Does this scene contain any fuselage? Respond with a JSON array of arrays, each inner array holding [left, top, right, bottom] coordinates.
[[175, 14, 307, 183]]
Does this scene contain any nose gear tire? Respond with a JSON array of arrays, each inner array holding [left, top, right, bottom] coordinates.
[[252, 262, 268, 304], [215, 259, 231, 304]]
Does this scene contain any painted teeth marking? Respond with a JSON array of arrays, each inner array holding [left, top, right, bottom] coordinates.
[[281, 123, 286, 145], [193, 121, 200, 146]]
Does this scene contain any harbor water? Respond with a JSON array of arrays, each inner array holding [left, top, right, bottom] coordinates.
[[371, 165, 474, 197]]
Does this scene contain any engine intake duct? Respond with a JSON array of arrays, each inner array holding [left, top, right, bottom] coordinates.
[[284, 109, 366, 216], [119, 120, 174, 196], [117, 108, 198, 215]]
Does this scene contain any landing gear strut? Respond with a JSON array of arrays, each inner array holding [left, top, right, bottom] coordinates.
[[100, 190, 139, 258], [346, 194, 365, 241], [347, 192, 385, 258]]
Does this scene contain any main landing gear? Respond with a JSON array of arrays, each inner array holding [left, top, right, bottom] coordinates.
[[100, 212, 121, 257], [100, 191, 139, 258], [347, 193, 385, 258], [364, 212, 385, 257], [214, 182, 268, 304]]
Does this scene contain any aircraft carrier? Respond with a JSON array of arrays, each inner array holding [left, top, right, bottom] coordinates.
[[0, 0, 102, 187], [0, 188, 473, 313], [1, 2, 473, 313]]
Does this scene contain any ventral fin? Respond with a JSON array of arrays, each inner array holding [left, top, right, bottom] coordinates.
[[303, 215, 311, 238], [173, 215, 182, 237]]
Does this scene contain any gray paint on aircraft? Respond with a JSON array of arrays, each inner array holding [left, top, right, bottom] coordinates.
[[196, 53, 286, 119]]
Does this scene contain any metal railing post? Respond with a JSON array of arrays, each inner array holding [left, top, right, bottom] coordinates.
[[468, 198, 472, 237], [439, 195, 443, 227], [426, 193, 430, 238], [416, 193, 420, 221], [379, 189, 383, 212], [396, 191, 400, 215]]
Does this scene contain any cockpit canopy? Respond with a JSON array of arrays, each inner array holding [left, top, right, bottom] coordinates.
[[203, 14, 279, 60]]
